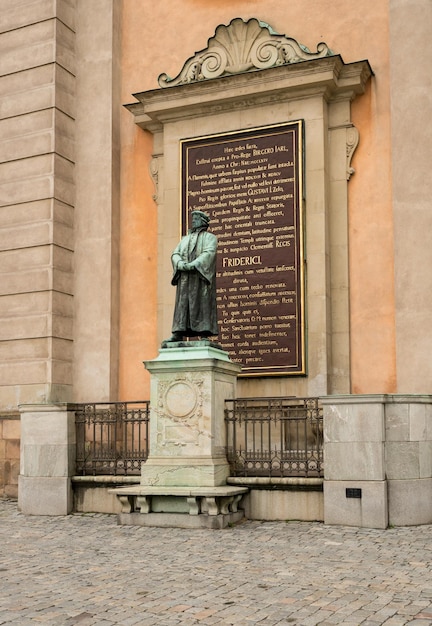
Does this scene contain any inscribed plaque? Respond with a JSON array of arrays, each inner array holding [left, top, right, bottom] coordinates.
[[181, 121, 305, 376]]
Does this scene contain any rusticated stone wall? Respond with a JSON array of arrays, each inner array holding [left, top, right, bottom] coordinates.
[[0, 0, 76, 410]]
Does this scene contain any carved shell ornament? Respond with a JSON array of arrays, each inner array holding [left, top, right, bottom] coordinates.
[[158, 18, 334, 87]]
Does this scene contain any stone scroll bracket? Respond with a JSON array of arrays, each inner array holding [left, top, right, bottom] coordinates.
[[158, 17, 334, 88], [149, 157, 159, 202], [346, 125, 360, 180]]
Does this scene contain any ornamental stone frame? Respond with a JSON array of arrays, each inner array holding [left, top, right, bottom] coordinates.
[[127, 18, 372, 398]]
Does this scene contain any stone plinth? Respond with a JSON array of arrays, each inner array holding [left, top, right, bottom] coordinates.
[[323, 394, 432, 528], [111, 345, 247, 527], [18, 404, 76, 515], [142, 344, 240, 487]]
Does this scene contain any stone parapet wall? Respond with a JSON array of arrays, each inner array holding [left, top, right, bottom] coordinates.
[[385, 396, 432, 526], [323, 395, 432, 528]]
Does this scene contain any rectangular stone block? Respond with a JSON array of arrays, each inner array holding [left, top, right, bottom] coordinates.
[[52, 314, 74, 340], [0, 199, 51, 228], [324, 442, 385, 480], [323, 399, 385, 443], [52, 268, 73, 295], [53, 199, 74, 227], [55, 110, 75, 162], [409, 403, 429, 441], [52, 240, 73, 271], [52, 290, 74, 316], [0, 357, 49, 386], [0, 124, 53, 163], [52, 65, 76, 119], [0, 337, 50, 361], [0, 222, 51, 251], [243, 488, 323, 522], [18, 383, 72, 405], [1, 0, 57, 35], [53, 154, 74, 206], [50, 337, 73, 361], [12, 303, 60, 342], [0, 245, 51, 272], [419, 441, 432, 478], [21, 443, 74, 477], [0, 65, 55, 120], [18, 475, 73, 515], [0, 174, 53, 207], [141, 458, 230, 488], [0, 108, 53, 142], [5, 439, 20, 460], [0, 152, 54, 185], [388, 478, 432, 526], [0, 314, 50, 341], [56, 20, 75, 74], [324, 480, 388, 529], [0, 383, 72, 411], [426, 404, 432, 439], [74, 485, 123, 514], [0, 291, 49, 316], [385, 442, 420, 479], [0, 268, 51, 296], [2, 419, 20, 440], [19, 406, 76, 514], [19, 407, 75, 447], [385, 402, 409, 441], [0, 20, 56, 77]]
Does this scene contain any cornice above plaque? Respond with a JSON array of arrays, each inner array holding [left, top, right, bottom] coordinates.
[[158, 17, 334, 88]]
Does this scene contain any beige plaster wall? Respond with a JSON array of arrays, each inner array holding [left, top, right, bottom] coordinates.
[[119, 0, 396, 398], [389, 0, 432, 393]]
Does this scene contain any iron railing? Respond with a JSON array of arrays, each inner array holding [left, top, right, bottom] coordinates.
[[75, 402, 150, 476], [224, 397, 323, 478]]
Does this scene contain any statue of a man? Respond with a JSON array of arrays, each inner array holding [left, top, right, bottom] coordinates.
[[166, 210, 218, 343]]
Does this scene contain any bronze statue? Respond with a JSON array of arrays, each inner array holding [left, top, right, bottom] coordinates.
[[164, 210, 218, 343]]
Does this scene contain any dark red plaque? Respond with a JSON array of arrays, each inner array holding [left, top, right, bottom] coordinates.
[[181, 121, 305, 376]]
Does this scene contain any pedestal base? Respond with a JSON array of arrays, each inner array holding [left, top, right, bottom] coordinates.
[[117, 511, 245, 529], [109, 485, 248, 529], [140, 456, 230, 487], [112, 347, 245, 527]]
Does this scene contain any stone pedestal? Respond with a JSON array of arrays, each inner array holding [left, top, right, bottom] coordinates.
[[142, 344, 240, 487], [111, 345, 248, 527], [323, 394, 432, 528], [18, 404, 76, 515]]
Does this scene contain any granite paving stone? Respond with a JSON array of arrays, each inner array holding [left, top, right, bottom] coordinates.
[[1, 498, 432, 625]]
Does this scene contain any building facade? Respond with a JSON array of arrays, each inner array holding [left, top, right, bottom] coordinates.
[[1, 0, 431, 525]]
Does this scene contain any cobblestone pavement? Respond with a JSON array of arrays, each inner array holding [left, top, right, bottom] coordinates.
[[1, 498, 432, 626]]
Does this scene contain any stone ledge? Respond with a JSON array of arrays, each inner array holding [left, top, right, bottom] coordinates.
[[109, 485, 248, 498], [72, 475, 140, 484], [227, 477, 323, 490], [117, 510, 245, 529]]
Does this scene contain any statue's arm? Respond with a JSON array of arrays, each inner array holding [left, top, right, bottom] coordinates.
[[172, 245, 187, 271], [171, 244, 187, 285], [189, 234, 217, 281]]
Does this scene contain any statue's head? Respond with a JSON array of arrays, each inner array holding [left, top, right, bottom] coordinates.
[[190, 210, 210, 229]]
